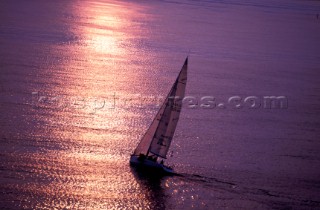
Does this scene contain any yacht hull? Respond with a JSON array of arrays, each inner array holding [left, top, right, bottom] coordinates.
[[129, 155, 174, 174]]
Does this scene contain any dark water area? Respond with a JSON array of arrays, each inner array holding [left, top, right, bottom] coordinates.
[[1, 0, 320, 209]]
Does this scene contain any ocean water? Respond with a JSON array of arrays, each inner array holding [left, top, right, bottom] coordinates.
[[1, 0, 320, 209]]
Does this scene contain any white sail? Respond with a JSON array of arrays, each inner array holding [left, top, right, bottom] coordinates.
[[132, 97, 165, 155], [133, 57, 188, 158]]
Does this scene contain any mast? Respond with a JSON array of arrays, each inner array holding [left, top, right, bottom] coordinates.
[[132, 57, 188, 158], [148, 57, 188, 159]]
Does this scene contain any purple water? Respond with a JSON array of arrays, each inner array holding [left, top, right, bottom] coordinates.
[[1, 0, 320, 209]]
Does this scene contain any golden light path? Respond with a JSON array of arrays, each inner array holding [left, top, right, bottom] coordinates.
[[24, 1, 159, 209]]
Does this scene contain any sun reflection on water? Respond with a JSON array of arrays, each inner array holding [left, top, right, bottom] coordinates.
[[20, 1, 161, 209], [0, 0, 171, 208]]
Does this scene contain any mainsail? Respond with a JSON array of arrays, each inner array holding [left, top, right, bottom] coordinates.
[[133, 57, 188, 159]]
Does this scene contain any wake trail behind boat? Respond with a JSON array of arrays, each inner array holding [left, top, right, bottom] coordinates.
[[176, 172, 237, 187]]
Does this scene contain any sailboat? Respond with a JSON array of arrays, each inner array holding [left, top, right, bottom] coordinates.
[[130, 57, 188, 174]]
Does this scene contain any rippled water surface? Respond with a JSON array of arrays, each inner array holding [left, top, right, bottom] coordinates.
[[1, 0, 320, 209]]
